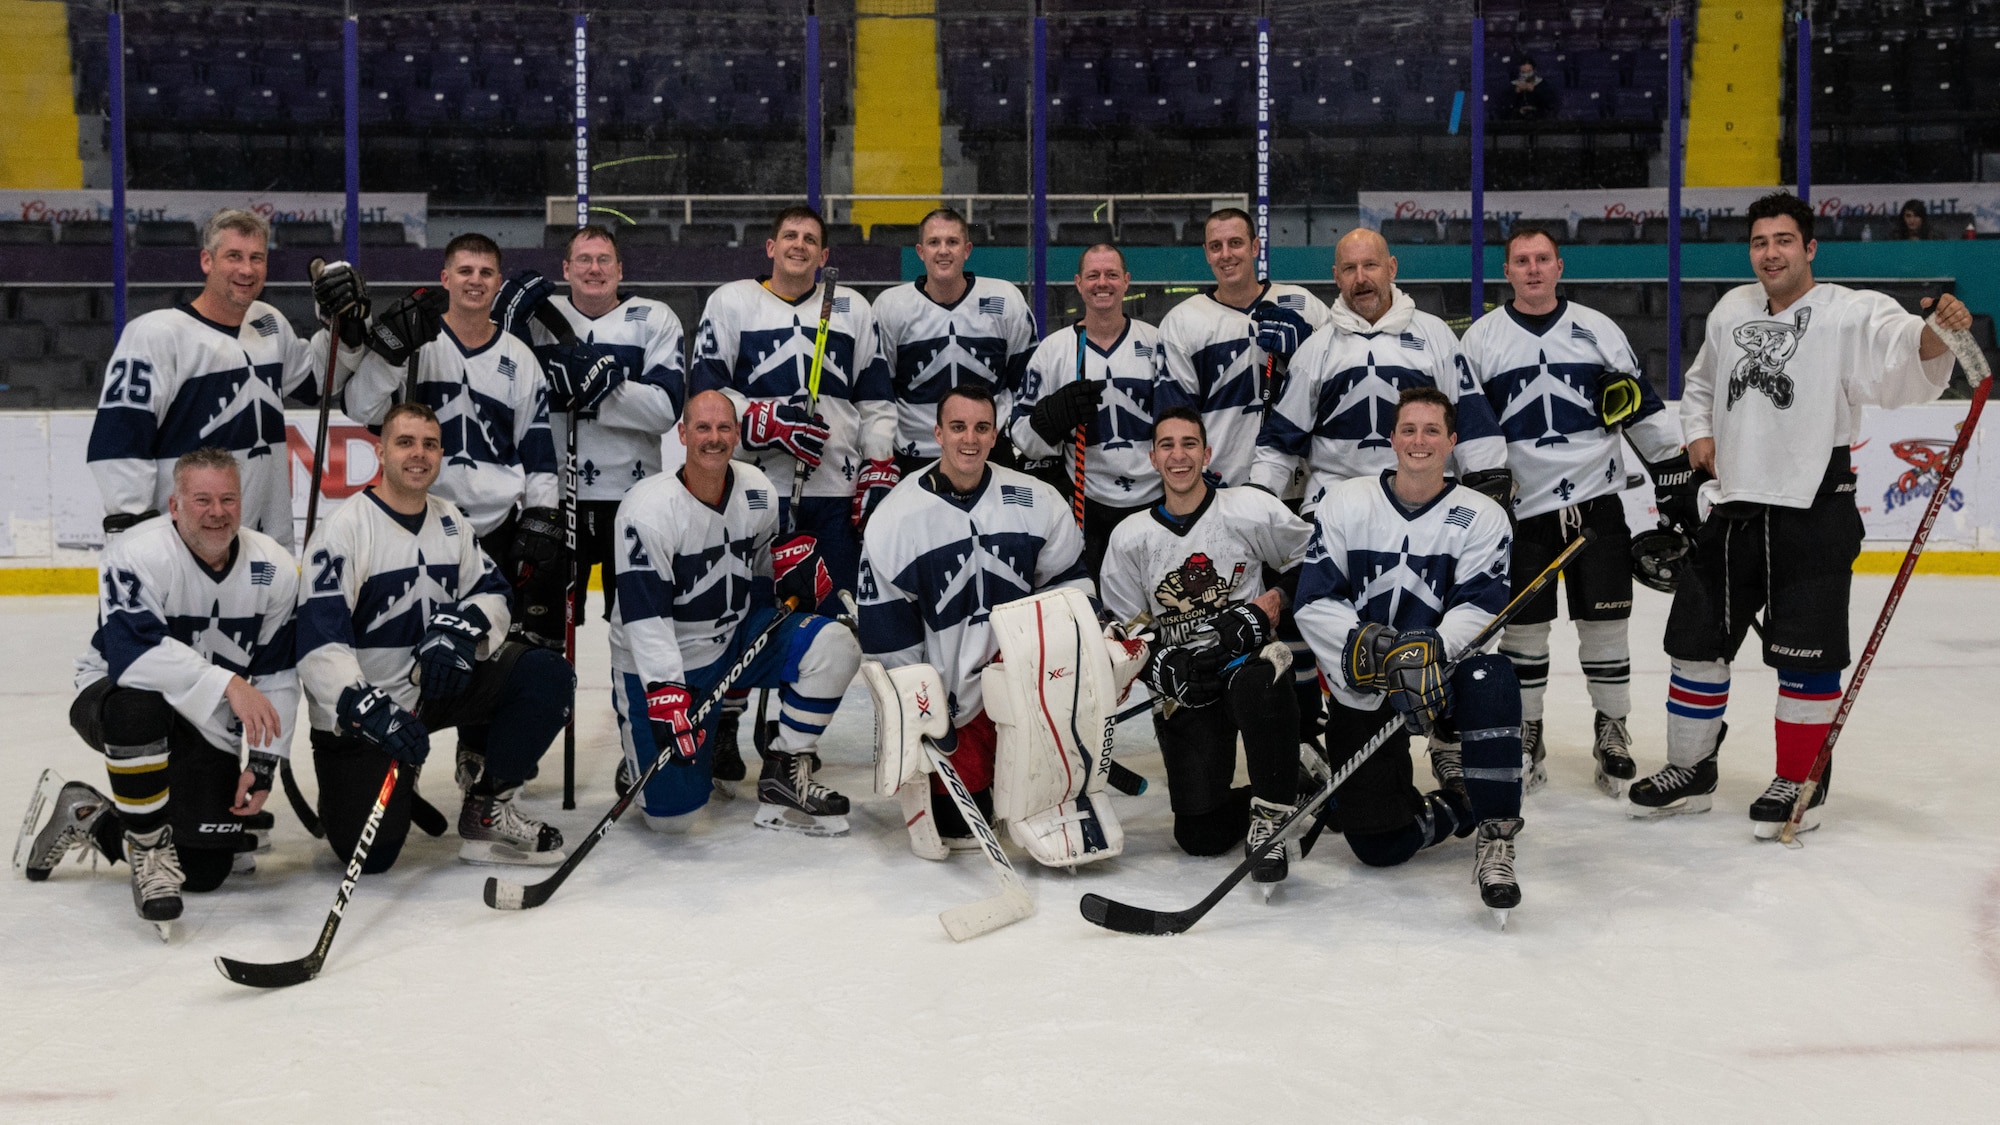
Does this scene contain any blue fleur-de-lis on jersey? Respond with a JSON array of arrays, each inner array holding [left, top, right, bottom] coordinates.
[[1554, 478, 1576, 501], [581, 460, 602, 486]]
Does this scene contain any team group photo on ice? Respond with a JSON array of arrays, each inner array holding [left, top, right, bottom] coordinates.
[[16, 187, 1987, 971]]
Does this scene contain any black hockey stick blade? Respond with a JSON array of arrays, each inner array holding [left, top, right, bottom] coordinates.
[[214, 952, 323, 989], [409, 791, 448, 837], [1106, 759, 1147, 796], [279, 759, 324, 838]]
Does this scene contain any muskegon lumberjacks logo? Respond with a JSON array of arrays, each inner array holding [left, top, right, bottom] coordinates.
[[1726, 306, 1810, 409], [1151, 551, 1246, 644]]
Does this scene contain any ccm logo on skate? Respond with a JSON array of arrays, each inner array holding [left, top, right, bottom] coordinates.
[[1769, 644, 1825, 659], [196, 823, 239, 833]]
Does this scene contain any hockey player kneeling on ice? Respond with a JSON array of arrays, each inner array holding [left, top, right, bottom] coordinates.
[[1293, 388, 1526, 918], [607, 390, 861, 836], [861, 383, 1121, 859], [1631, 192, 1971, 837], [297, 403, 573, 871], [25, 448, 300, 934], [1098, 407, 1313, 883]]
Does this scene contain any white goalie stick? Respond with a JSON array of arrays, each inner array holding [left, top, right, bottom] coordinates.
[[926, 735, 1034, 941]]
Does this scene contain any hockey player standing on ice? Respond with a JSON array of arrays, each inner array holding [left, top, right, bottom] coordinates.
[[689, 205, 894, 604], [1098, 408, 1312, 884], [297, 402, 574, 871], [1157, 207, 1330, 490], [86, 208, 361, 550], [1628, 192, 1972, 836], [607, 390, 862, 836], [873, 207, 1037, 481], [1009, 243, 1167, 574], [27, 448, 299, 931], [1459, 227, 1692, 797], [1293, 387, 1527, 916], [859, 383, 1092, 848]]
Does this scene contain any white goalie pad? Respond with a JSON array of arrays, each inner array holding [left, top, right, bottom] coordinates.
[[1008, 792, 1125, 869], [862, 659, 950, 798]]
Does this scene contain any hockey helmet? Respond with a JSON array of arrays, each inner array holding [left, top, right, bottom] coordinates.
[[1630, 527, 1692, 594]]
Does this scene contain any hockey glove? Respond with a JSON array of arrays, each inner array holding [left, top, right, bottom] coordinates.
[[1196, 601, 1271, 658], [1028, 378, 1103, 446], [1383, 627, 1450, 733], [493, 270, 559, 345], [1341, 621, 1399, 693], [543, 341, 622, 414], [1142, 642, 1228, 710], [1251, 300, 1315, 360], [1595, 368, 1645, 428], [772, 534, 834, 608], [310, 259, 371, 347], [1647, 450, 1706, 537], [1459, 468, 1516, 519], [852, 458, 900, 528], [413, 607, 489, 702], [740, 400, 829, 467], [366, 286, 449, 366], [245, 751, 280, 797], [336, 685, 431, 766], [102, 509, 160, 538], [644, 681, 703, 764]]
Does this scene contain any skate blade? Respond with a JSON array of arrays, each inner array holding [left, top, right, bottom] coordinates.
[[152, 920, 175, 943], [1259, 880, 1286, 903], [1625, 793, 1713, 819], [231, 852, 257, 875], [1754, 808, 1822, 841], [13, 768, 64, 875], [1490, 908, 1510, 931], [711, 778, 739, 801], [753, 805, 850, 838], [1522, 762, 1548, 796], [457, 840, 567, 866], [1594, 769, 1630, 799]]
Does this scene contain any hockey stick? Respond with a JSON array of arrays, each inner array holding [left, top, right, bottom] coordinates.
[[483, 597, 801, 910], [786, 267, 840, 531], [216, 761, 400, 988], [560, 408, 579, 809], [1080, 527, 1595, 935], [1780, 307, 1993, 846], [1072, 320, 1088, 531], [927, 738, 1034, 941]]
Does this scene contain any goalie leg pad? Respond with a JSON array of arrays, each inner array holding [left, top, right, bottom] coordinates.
[[1007, 791, 1124, 868], [861, 659, 950, 798], [984, 587, 1118, 825]]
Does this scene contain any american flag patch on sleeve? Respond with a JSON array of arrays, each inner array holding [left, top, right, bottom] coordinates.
[[1570, 322, 1598, 346], [441, 515, 459, 537], [833, 296, 851, 315], [1133, 341, 1154, 358], [625, 305, 651, 322], [250, 561, 275, 585], [1399, 334, 1427, 352], [1444, 505, 1475, 528], [251, 315, 279, 338], [1276, 294, 1306, 310], [1000, 484, 1034, 507], [746, 489, 770, 510], [498, 357, 518, 381], [978, 296, 1006, 316]]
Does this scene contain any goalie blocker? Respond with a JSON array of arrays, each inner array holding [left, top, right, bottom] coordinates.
[[867, 588, 1146, 868]]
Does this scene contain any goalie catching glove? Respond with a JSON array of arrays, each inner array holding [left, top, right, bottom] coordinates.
[[366, 287, 449, 365], [741, 401, 828, 467]]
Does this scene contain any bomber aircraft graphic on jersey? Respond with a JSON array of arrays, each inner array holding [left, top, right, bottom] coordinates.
[[1320, 347, 1437, 450], [426, 375, 514, 470], [902, 322, 1009, 401], [1492, 350, 1602, 448], [716, 316, 859, 401], [360, 551, 461, 643], [172, 599, 263, 675], [913, 534, 1040, 631], [192, 362, 289, 460]]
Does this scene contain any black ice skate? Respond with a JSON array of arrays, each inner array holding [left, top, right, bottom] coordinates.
[[1246, 797, 1294, 895], [1750, 763, 1830, 840], [1521, 719, 1547, 795], [126, 825, 184, 941], [19, 776, 112, 881], [1626, 751, 1720, 819], [1474, 817, 1523, 928], [459, 785, 566, 866], [754, 750, 850, 837], [1592, 712, 1637, 798], [710, 709, 746, 800]]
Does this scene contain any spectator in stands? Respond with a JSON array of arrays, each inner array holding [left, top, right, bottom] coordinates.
[[1509, 58, 1556, 121], [1893, 200, 1937, 241]]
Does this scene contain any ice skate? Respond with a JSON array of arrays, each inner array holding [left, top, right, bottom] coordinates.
[[613, 754, 637, 799], [454, 745, 484, 792], [754, 750, 850, 837], [126, 825, 184, 940], [1592, 712, 1637, 797], [1427, 739, 1469, 810], [1520, 719, 1547, 795], [1474, 817, 1522, 928], [458, 785, 566, 865], [1246, 797, 1294, 897], [1751, 764, 1829, 840], [1626, 752, 1719, 818], [1299, 740, 1332, 789], [19, 776, 112, 881], [710, 710, 745, 800]]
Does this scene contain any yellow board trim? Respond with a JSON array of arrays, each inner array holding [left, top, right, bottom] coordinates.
[[0, 0, 85, 189], [1683, 0, 1785, 187], [850, 0, 944, 232]]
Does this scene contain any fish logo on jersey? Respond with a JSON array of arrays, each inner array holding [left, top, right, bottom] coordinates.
[[1151, 552, 1247, 644], [1727, 307, 1810, 410]]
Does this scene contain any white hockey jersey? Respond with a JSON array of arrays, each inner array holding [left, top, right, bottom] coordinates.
[[1008, 319, 1167, 507], [1683, 282, 1954, 509], [86, 302, 345, 550], [343, 323, 559, 536], [1158, 283, 1332, 486], [1251, 287, 1507, 508], [858, 466, 1092, 725], [75, 516, 301, 757], [688, 279, 894, 500], [1099, 486, 1312, 646], [607, 465, 780, 685], [530, 294, 686, 503], [1461, 299, 1684, 520], [295, 489, 514, 731], [873, 274, 1037, 460], [1293, 472, 1513, 712]]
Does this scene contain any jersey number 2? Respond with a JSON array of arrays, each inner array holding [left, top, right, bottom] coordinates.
[[105, 359, 154, 406]]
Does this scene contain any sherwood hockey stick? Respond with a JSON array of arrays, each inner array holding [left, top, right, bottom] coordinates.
[[483, 597, 802, 910], [786, 267, 840, 528], [1080, 527, 1596, 935], [216, 761, 401, 988], [1780, 305, 1993, 845]]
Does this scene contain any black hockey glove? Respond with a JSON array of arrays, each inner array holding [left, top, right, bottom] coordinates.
[[1459, 468, 1516, 520], [508, 508, 569, 649], [245, 751, 280, 796], [366, 286, 449, 365], [336, 685, 430, 766], [310, 259, 371, 347], [493, 270, 558, 345], [1647, 450, 1707, 537], [1595, 368, 1644, 428], [102, 509, 160, 537], [1341, 621, 1399, 693], [509, 507, 567, 579], [1251, 299, 1315, 360], [414, 607, 489, 702], [543, 342, 622, 414], [1383, 627, 1450, 734], [1028, 379, 1103, 446], [1196, 602, 1271, 659], [1142, 642, 1228, 710]]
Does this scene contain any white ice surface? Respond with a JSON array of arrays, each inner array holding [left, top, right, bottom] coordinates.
[[4, 579, 2000, 1123]]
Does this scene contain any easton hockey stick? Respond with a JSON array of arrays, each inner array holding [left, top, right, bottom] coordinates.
[[1780, 304, 1993, 845], [216, 761, 401, 988], [786, 267, 840, 528], [484, 597, 802, 910], [1080, 527, 1596, 935]]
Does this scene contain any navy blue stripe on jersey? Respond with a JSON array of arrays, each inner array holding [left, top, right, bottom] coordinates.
[[248, 618, 297, 675], [893, 329, 1017, 404], [88, 363, 290, 465], [99, 602, 170, 682], [1185, 338, 1258, 410], [858, 584, 924, 655]]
